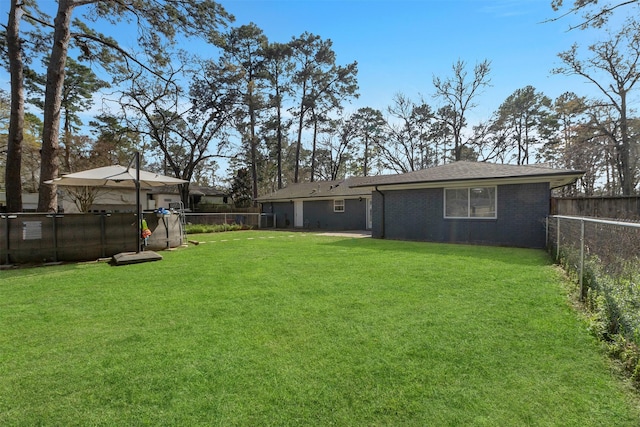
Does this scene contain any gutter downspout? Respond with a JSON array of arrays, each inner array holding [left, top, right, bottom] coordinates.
[[375, 185, 385, 239]]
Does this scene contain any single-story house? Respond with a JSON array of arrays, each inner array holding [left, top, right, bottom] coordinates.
[[186, 185, 231, 210], [0, 192, 39, 212], [57, 186, 230, 213], [57, 187, 179, 213], [257, 177, 373, 230], [258, 161, 584, 248], [350, 161, 584, 248]]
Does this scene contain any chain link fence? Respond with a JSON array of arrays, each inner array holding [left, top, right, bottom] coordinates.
[[547, 216, 640, 350], [184, 212, 276, 229]]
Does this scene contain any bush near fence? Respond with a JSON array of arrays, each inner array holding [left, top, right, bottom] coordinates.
[[548, 216, 640, 387], [184, 223, 249, 234], [184, 212, 275, 229]]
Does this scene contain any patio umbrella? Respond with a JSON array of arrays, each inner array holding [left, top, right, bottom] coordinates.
[[45, 164, 187, 188], [45, 152, 187, 255]]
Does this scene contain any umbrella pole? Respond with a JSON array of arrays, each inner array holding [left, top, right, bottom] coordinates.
[[135, 151, 141, 253]]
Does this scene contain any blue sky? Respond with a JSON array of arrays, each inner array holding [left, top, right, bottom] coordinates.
[[218, 0, 625, 122], [0, 0, 632, 130]]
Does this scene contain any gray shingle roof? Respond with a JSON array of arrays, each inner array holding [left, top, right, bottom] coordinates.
[[257, 162, 584, 202], [257, 177, 372, 202], [348, 161, 584, 188]]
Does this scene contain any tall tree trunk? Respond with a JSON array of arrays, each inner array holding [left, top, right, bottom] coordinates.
[[619, 91, 633, 195], [5, 0, 24, 212], [294, 81, 307, 183], [294, 107, 304, 183], [363, 133, 369, 176], [310, 111, 318, 182], [250, 110, 258, 206], [453, 130, 461, 161], [63, 111, 72, 172], [38, 0, 74, 212], [276, 93, 283, 190]]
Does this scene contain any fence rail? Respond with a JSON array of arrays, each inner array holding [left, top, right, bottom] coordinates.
[[184, 212, 276, 229]]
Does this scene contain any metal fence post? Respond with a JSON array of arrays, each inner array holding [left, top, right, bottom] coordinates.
[[579, 218, 585, 300], [3, 214, 11, 265], [556, 216, 561, 261], [545, 216, 549, 251], [100, 213, 107, 258], [51, 214, 58, 263]]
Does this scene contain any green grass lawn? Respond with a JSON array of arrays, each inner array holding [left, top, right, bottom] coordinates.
[[1, 230, 639, 426]]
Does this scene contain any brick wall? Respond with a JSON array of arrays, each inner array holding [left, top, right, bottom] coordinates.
[[264, 202, 294, 228], [264, 199, 367, 230], [372, 182, 550, 248]]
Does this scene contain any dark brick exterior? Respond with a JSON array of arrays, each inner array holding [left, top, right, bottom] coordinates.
[[372, 183, 550, 248], [263, 198, 368, 230], [262, 201, 294, 228]]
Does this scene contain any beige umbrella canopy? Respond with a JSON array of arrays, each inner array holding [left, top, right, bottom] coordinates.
[[44, 165, 187, 188], [45, 153, 188, 256]]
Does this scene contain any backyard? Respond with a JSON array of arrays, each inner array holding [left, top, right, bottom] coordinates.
[[1, 230, 639, 425]]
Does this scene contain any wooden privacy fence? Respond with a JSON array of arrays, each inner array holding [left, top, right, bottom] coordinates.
[[551, 196, 640, 219], [1, 212, 184, 265]]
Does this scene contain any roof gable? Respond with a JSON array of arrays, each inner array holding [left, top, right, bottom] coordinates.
[[257, 177, 372, 202]]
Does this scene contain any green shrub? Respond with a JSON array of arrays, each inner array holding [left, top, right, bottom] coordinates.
[[185, 223, 252, 234], [554, 244, 640, 390]]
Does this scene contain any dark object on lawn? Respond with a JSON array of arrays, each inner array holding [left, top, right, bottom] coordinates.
[[111, 251, 163, 266]]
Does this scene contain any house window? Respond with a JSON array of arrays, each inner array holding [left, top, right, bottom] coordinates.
[[334, 199, 345, 213], [444, 187, 496, 219]]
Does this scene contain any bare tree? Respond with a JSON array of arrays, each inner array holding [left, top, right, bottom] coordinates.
[[315, 116, 357, 181], [554, 19, 640, 195], [433, 59, 491, 161], [550, 0, 639, 29], [120, 62, 237, 207], [379, 93, 438, 173]]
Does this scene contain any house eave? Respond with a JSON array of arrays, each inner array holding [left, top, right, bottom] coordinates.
[[257, 194, 371, 203], [350, 173, 584, 191]]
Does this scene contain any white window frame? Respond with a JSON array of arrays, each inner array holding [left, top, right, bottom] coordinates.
[[443, 186, 497, 219], [333, 199, 345, 213]]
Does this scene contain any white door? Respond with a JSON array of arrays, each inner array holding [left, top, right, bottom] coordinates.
[[366, 198, 372, 230], [294, 200, 304, 228]]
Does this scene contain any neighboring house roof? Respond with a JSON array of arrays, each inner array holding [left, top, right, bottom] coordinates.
[[188, 185, 228, 197], [349, 161, 585, 190], [257, 177, 372, 202], [147, 185, 228, 197]]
